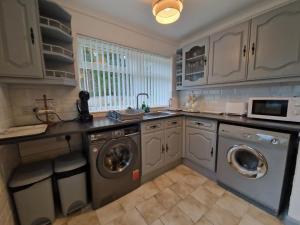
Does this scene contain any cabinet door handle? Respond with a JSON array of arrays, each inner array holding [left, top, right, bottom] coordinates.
[[195, 122, 204, 126], [251, 43, 255, 55], [30, 28, 35, 45], [171, 121, 177, 125], [162, 145, 165, 153], [150, 125, 157, 129], [243, 45, 246, 57], [166, 144, 169, 152], [211, 147, 214, 157], [204, 57, 207, 66]]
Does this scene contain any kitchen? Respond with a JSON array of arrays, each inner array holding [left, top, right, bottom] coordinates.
[[0, 0, 300, 225]]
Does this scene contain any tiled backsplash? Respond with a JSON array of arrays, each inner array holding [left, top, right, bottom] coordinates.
[[8, 84, 80, 126], [178, 83, 300, 112], [19, 134, 82, 164]]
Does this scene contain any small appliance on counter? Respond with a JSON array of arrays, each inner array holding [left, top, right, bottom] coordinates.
[[248, 97, 300, 122], [77, 91, 93, 122], [225, 102, 248, 116], [107, 108, 144, 121]]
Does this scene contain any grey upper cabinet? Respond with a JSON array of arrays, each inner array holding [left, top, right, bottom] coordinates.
[[0, 0, 43, 78], [165, 127, 182, 165], [248, 1, 300, 80], [141, 130, 165, 175], [182, 38, 209, 87], [208, 22, 250, 84]]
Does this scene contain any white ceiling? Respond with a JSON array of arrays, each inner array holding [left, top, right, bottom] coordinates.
[[59, 0, 266, 42]]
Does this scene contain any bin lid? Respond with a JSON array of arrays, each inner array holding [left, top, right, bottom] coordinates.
[[9, 160, 53, 188], [54, 152, 87, 173]]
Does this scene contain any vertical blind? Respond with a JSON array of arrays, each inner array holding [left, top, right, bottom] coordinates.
[[77, 36, 172, 112]]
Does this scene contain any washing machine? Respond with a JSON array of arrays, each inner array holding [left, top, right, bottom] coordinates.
[[217, 124, 292, 215], [88, 124, 141, 209]]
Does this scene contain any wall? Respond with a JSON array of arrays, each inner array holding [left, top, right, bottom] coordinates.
[[0, 84, 20, 225], [178, 83, 300, 112], [55, 1, 178, 57], [18, 134, 82, 164], [8, 84, 79, 126]]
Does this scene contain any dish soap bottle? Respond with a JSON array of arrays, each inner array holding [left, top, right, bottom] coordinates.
[[141, 101, 146, 112], [144, 105, 150, 113]]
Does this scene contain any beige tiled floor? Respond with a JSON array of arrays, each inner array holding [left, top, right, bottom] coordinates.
[[54, 165, 283, 225]]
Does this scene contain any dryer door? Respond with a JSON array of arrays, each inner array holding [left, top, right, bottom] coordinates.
[[227, 145, 268, 179], [97, 137, 138, 179]]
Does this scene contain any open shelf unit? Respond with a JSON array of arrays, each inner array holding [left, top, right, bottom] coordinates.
[[176, 49, 183, 89], [38, 0, 75, 86], [43, 43, 73, 63], [40, 16, 72, 42]]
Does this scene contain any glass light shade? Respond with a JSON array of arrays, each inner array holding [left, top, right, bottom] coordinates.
[[152, 0, 183, 24]]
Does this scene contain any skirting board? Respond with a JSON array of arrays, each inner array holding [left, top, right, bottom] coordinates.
[[141, 159, 182, 184]]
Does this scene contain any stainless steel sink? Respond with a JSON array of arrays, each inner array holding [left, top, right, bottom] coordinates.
[[143, 111, 175, 119]]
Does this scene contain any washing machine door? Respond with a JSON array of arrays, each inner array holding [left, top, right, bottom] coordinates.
[[227, 145, 268, 179], [96, 137, 138, 179]]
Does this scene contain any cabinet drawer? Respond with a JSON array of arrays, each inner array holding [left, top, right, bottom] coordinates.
[[165, 117, 182, 129], [186, 117, 217, 131], [141, 121, 164, 134]]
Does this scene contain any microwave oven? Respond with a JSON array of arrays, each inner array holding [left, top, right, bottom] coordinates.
[[248, 97, 300, 122]]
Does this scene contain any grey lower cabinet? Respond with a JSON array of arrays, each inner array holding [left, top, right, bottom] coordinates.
[[208, 21, 250, 84], [165, 127, 182, 165], [0, 0, 43, 78], [248, 1, 300, 80], [141, 130, 165, 175], [185, 118, 217, 172], [141, 117, 182, 176]]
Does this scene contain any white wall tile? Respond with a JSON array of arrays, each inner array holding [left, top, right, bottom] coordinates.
[[8, 84, 80, 125], [178, 84, 300, 112]]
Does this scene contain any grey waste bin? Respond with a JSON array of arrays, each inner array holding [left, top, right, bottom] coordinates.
[[9, 160, 55, 225], [54, 152, 87, 216]]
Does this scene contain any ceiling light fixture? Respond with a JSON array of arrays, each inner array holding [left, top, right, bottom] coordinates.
[[152, 0, 183, 25]]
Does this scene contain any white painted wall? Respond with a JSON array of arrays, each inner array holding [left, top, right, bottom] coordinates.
[[55, 0, 178, 57]]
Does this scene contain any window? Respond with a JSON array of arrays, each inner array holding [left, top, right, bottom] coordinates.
[[77, 36, 172, 112]]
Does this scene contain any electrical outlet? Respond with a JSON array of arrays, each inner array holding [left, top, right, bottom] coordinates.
[[22, 106, 35, 115]]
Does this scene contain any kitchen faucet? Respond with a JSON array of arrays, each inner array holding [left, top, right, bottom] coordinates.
[[136, 93, 149, 109]]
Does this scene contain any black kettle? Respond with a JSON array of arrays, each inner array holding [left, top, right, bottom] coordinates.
[[76, 91, 93, 122]]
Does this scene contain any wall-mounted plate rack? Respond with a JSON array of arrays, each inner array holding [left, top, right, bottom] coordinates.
[[43, 43, 73, 63], [39, 0, 75, 86], [40, 16, 72, 42]]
